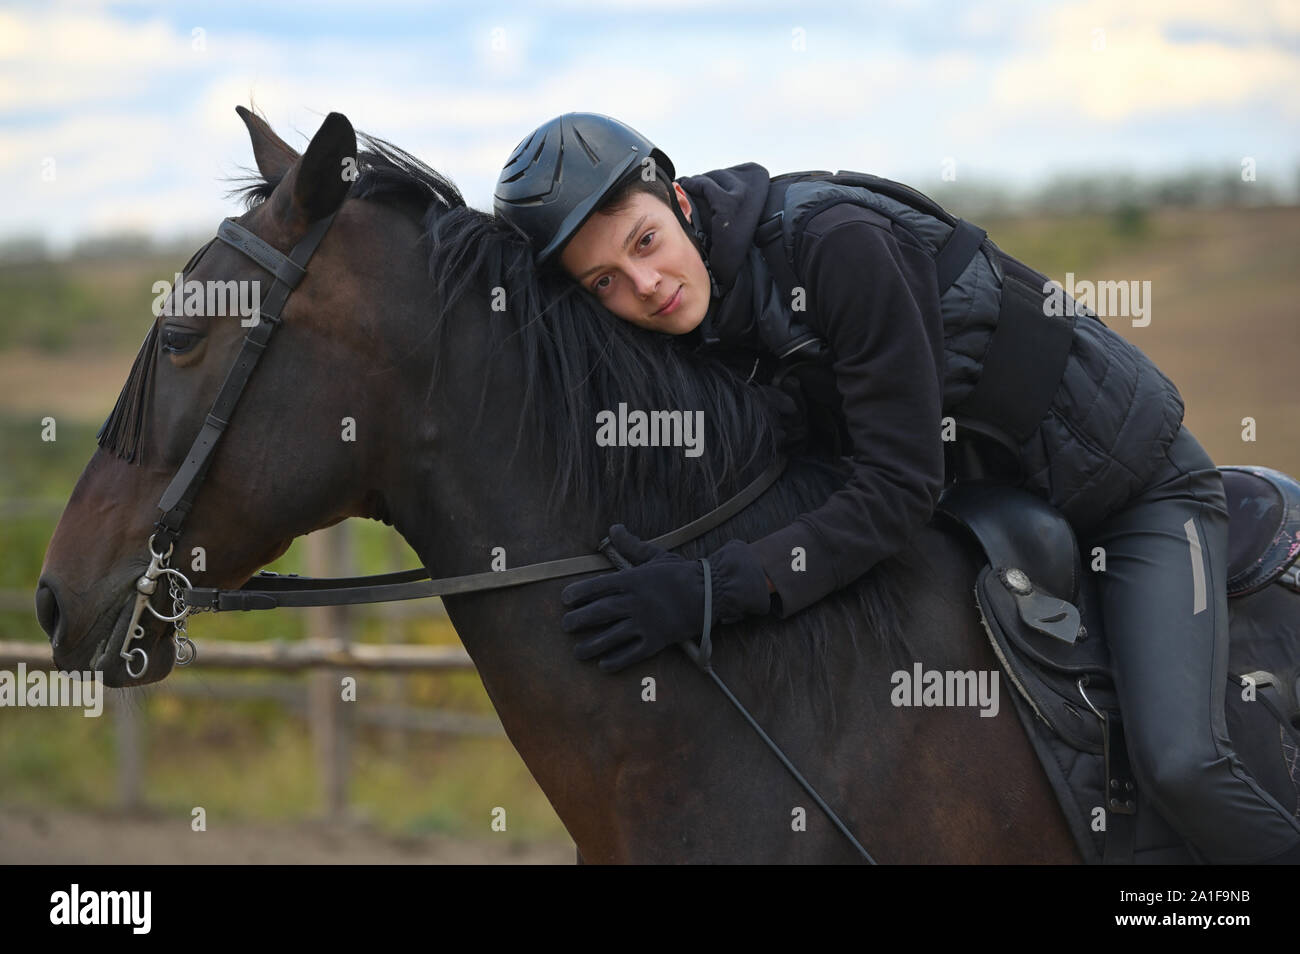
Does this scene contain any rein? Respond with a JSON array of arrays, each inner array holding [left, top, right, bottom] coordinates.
[[126, 206, 875, 864], [182, 453, 790, 611]]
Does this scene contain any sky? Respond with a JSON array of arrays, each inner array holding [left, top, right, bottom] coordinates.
[[1, 0, 1297, 251]]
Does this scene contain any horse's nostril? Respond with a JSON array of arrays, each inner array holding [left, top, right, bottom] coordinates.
[[35, 580, 63, 645]]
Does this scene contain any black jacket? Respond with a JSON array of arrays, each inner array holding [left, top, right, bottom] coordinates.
[[677, 163, 1186, 618]]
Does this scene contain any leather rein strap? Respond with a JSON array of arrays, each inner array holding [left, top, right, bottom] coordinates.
[[184, 453, 789, 611]]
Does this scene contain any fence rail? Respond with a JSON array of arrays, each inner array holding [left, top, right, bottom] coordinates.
[[2, 518, 485, 819]]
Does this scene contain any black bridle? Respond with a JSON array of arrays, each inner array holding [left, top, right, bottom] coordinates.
[[153, 213, 339, 553], [118, 212, 339, 682], [123, 207, 873, 863]]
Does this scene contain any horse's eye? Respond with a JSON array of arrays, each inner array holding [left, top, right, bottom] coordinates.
[[161, 327, 201, 354]]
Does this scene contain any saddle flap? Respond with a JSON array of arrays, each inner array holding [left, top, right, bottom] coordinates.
[[974, 564, 1111, 753]]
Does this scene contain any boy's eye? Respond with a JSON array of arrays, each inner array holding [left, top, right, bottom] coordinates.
[[161, 327, 202, 354], [590, 232, 655, 292]]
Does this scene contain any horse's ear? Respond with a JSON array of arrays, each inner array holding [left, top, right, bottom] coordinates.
[[289, 112, 357, 223], [235, 105, 299, 180]]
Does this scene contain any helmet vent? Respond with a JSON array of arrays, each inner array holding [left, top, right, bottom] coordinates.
[[571, 125, 600, 165]]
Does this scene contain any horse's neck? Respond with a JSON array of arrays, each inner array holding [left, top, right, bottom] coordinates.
[[386, 378, 629, 804], [406, 453, 596, 577], [386, 348, 602, 586]]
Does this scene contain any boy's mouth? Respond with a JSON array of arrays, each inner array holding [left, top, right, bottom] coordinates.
[[652, 284, 682, 317]]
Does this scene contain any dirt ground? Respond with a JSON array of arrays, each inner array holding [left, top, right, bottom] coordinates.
[[0, 806, 576, 865]]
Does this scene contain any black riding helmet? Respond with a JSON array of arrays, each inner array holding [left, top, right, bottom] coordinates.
[[494, 112, 703, 268]]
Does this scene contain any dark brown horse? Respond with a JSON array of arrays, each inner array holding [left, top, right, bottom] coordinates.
[[35, 107, 1079, 863]]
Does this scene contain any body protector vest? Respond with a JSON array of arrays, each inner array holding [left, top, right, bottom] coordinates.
[[749, 171, 1085, 480]]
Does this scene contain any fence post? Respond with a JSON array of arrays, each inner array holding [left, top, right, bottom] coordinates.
[[306, 524, 354, 822], [113, 691, 143, 812], [383, 533, 408, 758]]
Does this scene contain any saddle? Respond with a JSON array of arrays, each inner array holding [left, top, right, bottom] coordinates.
[[934, 465, 1300, 864]]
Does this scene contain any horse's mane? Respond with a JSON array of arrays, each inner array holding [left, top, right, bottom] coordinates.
[[229, 131, 920, 724]]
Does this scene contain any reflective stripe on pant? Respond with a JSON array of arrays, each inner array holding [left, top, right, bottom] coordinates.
[[1080, 425, 1300, 863]]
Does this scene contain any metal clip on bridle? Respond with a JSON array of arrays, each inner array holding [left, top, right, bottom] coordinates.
[[119, 533, 198, 679]]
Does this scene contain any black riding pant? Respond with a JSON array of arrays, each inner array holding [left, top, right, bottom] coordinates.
[[1079, 425, 1300, 863]]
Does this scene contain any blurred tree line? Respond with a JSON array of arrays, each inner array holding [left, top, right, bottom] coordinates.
[[2, 162, 1296, 267], [927, 162, 1297, 223]]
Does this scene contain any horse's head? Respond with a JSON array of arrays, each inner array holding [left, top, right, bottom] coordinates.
[[35, 107, 435, 687]]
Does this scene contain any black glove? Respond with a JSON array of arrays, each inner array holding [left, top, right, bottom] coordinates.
[[560, 524, 772, 673], [755, 379, 808, 454]]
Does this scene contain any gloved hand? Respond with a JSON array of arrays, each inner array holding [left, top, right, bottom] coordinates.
[[561, 524, 773, 673], [755, 379, 808, 454]]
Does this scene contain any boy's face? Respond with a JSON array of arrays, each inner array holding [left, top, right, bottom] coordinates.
[[559, 182, 710, 335]]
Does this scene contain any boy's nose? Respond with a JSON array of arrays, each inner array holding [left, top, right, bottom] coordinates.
[[630, 267, 661, 300]]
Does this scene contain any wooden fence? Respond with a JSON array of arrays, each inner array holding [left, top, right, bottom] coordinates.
[[2, 517, 493, 820]]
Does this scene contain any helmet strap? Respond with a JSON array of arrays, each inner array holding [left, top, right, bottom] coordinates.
[[664, 179, 721, 302]]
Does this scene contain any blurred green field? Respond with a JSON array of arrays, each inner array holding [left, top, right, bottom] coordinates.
[[0, 416, 568, 845], [1, 202, 1298, 856]]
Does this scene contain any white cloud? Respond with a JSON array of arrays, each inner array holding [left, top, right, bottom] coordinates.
[[992, 0, 1300, 120], [2, 0, 1296, 249], [0, 8, 204, 110]]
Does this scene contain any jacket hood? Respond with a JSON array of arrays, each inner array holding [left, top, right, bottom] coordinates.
[[677, 162, 771, 347], [678, 162, 771, 292]]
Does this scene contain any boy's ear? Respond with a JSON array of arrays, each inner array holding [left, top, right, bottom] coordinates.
[[674, 183, 693, 222]]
